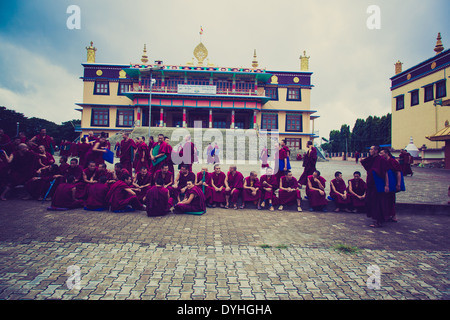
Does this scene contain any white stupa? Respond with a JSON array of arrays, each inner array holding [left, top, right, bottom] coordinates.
[[404, 136, 419, 158]]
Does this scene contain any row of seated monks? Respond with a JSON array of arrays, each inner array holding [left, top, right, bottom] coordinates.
[[30, 156, 368, 216]]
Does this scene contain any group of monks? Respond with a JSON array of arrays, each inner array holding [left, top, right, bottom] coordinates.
[[0, 128, 406, 227]]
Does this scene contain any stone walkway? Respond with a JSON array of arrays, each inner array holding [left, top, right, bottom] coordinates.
[[0, 159, 448, 301]]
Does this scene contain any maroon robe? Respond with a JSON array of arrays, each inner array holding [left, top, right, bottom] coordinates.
[[174, 170, 196, 199], [25, 167, 57, 199], [75, 168, 98, 199], [64, 165, 83, 182], [385, 157, 402, 220], [259, 174, 279, 205], [76, 142, 91, 168], [243, 176, 262, 202], [399, 152, 413, 176], [306, 175, 328, 208], [211, 171, 226, 204], [150, 141, 170, 174], [85, 140, 108, 166], [226, 171, 244, 203], [134, 172, 153, 203], [361, 155, 389, 224], [31, 134, 54, 153], [106, 180, 143, 212], [8, 150, 36, 187], [145, 186, 173, 217], [330, 178, 350, 206], [120, 138, 136, 174], [279, 176, 301, 205], [179, 141, 195, 171], [50, 183, 84, 209], [196, 171, 213, 204], [348, 178, 367, 208], [133, 142, 149, 172], [174, 186, 206, 213], [84, 182, 109, 210], [35, 152, 55, 169], [299, 147, 317, 185]]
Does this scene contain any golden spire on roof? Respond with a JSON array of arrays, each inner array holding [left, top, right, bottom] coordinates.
[[252, 49, 258, 68], [86, 41, 97, 63], [434, 32, 444, 55], [300, 50, 310, 71], [193, 42, 208, 66], [141, 44, 149, 64]]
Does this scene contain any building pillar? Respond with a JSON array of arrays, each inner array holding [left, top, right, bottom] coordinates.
[[182, 108, 187, 128], [159, 108, 164, 127], [232, 75, 236, 93], [253, 110, 257, 129], [209, 109, 213, 128], [231, 110, 235, 129], [254, 78, 258, 95], [137, 107, 142, 127]]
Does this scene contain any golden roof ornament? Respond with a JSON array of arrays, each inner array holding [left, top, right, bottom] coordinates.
[[141, 44, 149, 64], [300, 50, 310, 71], [252, 49, 258, 68], [434, 32, 444, 55], [193, 42, 208, 66], [86, 41, 97, 63]]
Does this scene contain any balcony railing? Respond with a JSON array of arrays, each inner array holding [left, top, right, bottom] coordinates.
[[126, 85, 264, 97]]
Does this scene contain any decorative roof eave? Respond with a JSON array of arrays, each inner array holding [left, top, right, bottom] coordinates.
[[426, 126, 450, 141]]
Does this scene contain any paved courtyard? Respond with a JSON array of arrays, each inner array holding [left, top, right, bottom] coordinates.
[[0, 159, 449, 301]]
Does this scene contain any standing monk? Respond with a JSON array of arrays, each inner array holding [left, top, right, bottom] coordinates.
[[347, 171, 367, 212], [224, 165, 244, 210], [85, 136, 108, 167], [210, 164, 226, 208], [260, 145, 269, 169], [299, 140, 317, 186], [278, 171, 302, 212], [178, 135, 195, 172], [399, 149, 413, 176], [119, 132, 136, 175], [77, 138, 91, 168], [133, 136, 149, 173], [306, 170, 328, 212], [275, 142, 289, 180], [259, 167, 278, 211], [29, 129, 55, 155], [329, 171, 350, 212], [380, 148, 402, 222], [360, 145, 389, 228], [164, 136, 175, 175], [150, 134, 170, 175], [242, 171, 262, 209]]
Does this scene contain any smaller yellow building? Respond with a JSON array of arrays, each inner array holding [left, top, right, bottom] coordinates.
[[390, 33, 450, 151]]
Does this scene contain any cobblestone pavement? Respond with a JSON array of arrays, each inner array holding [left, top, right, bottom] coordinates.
[[0, 195, 448, 300]]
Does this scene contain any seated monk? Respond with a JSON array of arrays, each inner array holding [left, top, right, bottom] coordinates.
[[306, 170, 328, 212], [75, 161, 98, 200], [347, 171, 367, 213], [173, 164, 196, 202], [133, 166, 153, 204], [225, 165, 244, 210], [174, 180, 206, 215], [24, 164, 60, 200], [153, 164, 175, 197], [84, 176, 109, 211], [329, 171, 351, 212], [48, 176, 84, 210], [278, 171, 302, 212], [259, 167, 279, 211], [210, 164, 226, 208], [196, 167, 213, 207], [144, 177, 173, 217], [106, 174, 144, 212], [242, 171, 262, 209]]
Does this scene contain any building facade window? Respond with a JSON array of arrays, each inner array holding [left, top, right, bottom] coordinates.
[[118, 82, 131, 95], [265, 87, 278, 100], [424, 84, 434, 102], [94, 81, 110, 95], [436, 80, 447, 99], [286, 88, 301, 101], [116, 109, 134, 127], [285, 114, 303, 132], [395, 95, 405, 110], [261, 113, 278, 130], [91, 108, 109, 127], [410, 90, 419, 106], [285, 138, 302, 150]]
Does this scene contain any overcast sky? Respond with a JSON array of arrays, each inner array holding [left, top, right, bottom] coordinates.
[[0, 0, 449, 138]]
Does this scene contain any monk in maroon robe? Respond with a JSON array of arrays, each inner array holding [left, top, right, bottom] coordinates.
[[35, 145, 55, 170], [119, 132, 136, 175], [164, 137, 175, 175], [278, 171, 302, 212], [210, 164, 226, 207], [49, 176, 84, 210], [106, 174, 144, 212], [225, 165, 244, 209], [275, 143, 289, 180], [144, 177, 173, 217], [196, 167, 213, 206], [150, 134, 170, 175], [24, 164, 59, 200], [84, 176, 109, 210], [75, 161, 98, 199], [399, 149, 413, 176], [347, 171, 367, 212], [306, 170, 328, 211], [153, 164, 174, 196], [77, 138, 91, 168], [173, 164, 196, 202], [299, 141, 317, 186], [85, 136, 108, 167], [174, 181, 206, 214], [0, 150, 9, 199], [242, 171, 262, 209], [380, 148, 402, 222], [29, 129, 54, 154], [133, 166, 153, 203], [178, 135, 196, 172], [64, 158, 83, 183], [132, 136, 149, 173], [330, 171, 351, 212], [259, 167, 279, 210], [361, 145, 389, 228]]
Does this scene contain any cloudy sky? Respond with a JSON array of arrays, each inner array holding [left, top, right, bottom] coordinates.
[[0, 0, 449, 138]]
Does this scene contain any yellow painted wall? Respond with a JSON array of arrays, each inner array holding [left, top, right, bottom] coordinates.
[[391, 66, 450, 149]]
